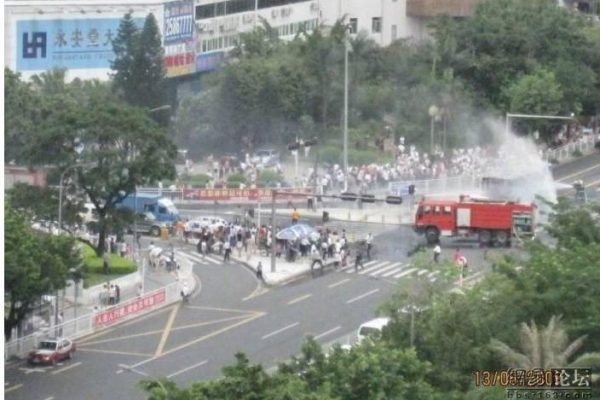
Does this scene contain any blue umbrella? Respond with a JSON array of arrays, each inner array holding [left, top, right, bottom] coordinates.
[[276, 223, 318, 241]]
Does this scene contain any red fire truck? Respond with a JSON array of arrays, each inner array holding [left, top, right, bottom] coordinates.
[[414, 195, 536, 246]]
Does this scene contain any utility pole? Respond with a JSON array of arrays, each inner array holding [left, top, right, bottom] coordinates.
[[270, 190, 277, 273], [343, 27, 350, 192]]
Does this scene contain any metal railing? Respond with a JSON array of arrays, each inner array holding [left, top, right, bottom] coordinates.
[[388, 175, 479, 197], [542, 134, 598, 162], [5, 282, 181, 360]]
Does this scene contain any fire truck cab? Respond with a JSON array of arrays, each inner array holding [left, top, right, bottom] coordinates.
[[414, 195, 535, 246]]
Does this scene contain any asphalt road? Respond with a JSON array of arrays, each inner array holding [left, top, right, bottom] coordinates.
[[6, 155, 597, 399], [5, 241, 398, 400], [552, 152, 600, 187]]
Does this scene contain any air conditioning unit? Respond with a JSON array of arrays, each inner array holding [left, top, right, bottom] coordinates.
[[272, 9, 278, 18], [242, 13, 254, 24], [310, 2, 319, 12]]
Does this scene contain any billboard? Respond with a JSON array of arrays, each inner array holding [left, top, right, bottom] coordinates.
[[196, 51, 225, 73], [164, 0, 195, 77], [164, 0, 194, 45], [16, 18, 142, 71]]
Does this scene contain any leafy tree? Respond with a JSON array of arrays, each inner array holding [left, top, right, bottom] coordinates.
[[4, 204, 81, 340], [111, 13, 140, 104], [4, 68, 38, 164], [503, 67, 564, 140], [132, 14, 168, 110], [490, 316, 600, 369], [23, 84, 176, 256]]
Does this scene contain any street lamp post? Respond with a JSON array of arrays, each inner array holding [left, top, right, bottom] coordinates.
[[428, 105, 440, 154], [56, 162, 91, 328], [343, 27, 350, 192], [504, 112, 575, 137]]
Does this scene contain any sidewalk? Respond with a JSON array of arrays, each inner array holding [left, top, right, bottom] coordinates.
[[233, 252, 315, 286], [51, 245, 196, 332], [257, 204, 415, 225]]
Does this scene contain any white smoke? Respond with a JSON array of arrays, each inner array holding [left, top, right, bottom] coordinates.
[[482, 118, 557, 205]]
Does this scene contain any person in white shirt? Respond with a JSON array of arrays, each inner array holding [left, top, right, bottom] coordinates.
[[433, 244, 441, 263]]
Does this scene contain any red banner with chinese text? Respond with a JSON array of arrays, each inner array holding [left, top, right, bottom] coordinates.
[[93, 289, 166, 327], [182, 187, 313, 201]]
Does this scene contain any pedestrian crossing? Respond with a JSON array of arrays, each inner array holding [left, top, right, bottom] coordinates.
[[174, 249, 225, 266], [339, 260, 440, 282]]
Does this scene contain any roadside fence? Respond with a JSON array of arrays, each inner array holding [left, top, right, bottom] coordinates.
[[5, 282, 180, 360]]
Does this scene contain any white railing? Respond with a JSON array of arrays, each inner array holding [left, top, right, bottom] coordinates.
[[388, 175, 479, 197], [542, 134, 598, 162], [4, 282, 181, 360]]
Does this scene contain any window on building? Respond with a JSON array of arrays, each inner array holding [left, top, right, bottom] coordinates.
[[391, 24, 397, 41], [226, 0, 255, 14], [349, 18, 358, 34], [216, 2, 226, 16], [257, 0, 310, 9], [196, 3, 217, 19], [372, 17, 381, 33]]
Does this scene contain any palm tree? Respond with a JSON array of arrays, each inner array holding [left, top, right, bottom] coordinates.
[[490, 316, 600, 379]]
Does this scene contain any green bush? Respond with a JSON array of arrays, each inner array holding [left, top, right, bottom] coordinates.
[[185, 173, 211, 188], [81, 244, 136, 275], [258, 170, 283, 185], [571, 149, 583, 158], [227, 173, 247, 188]]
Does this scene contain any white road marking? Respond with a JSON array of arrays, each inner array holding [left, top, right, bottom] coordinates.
[[340, 259, 377, 272], [20, 367, 47, 374], [346, 289, 380, 304], [51, 361, 82, 375], [262, 322, 300, 340], [166, 359, 209, 378], [358, 262, 390, 274], [427, 271, 440, 278], [43, 397, 55, 400], [378, 263, 406, 277], [394, 267, 418, 279], [116, 369, 123, 374], [118, 363, 151, 377], [417, 269, 429, 276], [557, 164, 600, 182], [287, 294, 312, 305], [5, 384, 23, 393], [313, 326, 341, 340], [328, 278, 351, 288]]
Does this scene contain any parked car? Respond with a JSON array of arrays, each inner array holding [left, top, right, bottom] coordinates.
[[28, 338, 76, 365]]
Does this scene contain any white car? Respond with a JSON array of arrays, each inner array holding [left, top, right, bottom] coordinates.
[[356, 317, 390, 344], [185, 217, 229, 233]]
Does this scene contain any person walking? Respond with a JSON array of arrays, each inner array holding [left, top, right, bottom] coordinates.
[[366, 233, 373, 260], [433, 244, 441, 263], [354, 250, 364, 271], [109, 285, 116, 305], [115, 284, 121, 304], [57, 312, 64, 337], [310, 243, 322, 273], [223, 241, 231, 262], [291, 208, 300, 225], [256, 261, 263, 281]]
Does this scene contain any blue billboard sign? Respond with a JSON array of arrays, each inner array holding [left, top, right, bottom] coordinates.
[[16, 18, 142, 71], [196, 52, 225, 73], [164, 0, 194, 45]]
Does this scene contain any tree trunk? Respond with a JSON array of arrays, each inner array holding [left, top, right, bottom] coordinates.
[[96, 213, 107, 257]]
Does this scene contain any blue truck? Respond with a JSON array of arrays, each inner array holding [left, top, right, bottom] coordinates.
[[116, 193, 180, 226]]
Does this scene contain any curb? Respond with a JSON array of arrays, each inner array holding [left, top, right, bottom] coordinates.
[[231, 256, 313, 288]]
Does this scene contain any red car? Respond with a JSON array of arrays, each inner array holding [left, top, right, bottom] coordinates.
[[28, 338, 76, 365]]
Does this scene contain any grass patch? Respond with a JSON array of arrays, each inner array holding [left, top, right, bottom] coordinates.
[[83, 273, 130, 289], [81, 244, 137, 287]]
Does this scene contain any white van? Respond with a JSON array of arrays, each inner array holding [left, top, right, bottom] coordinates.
[[356, 317, 390, 344]]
